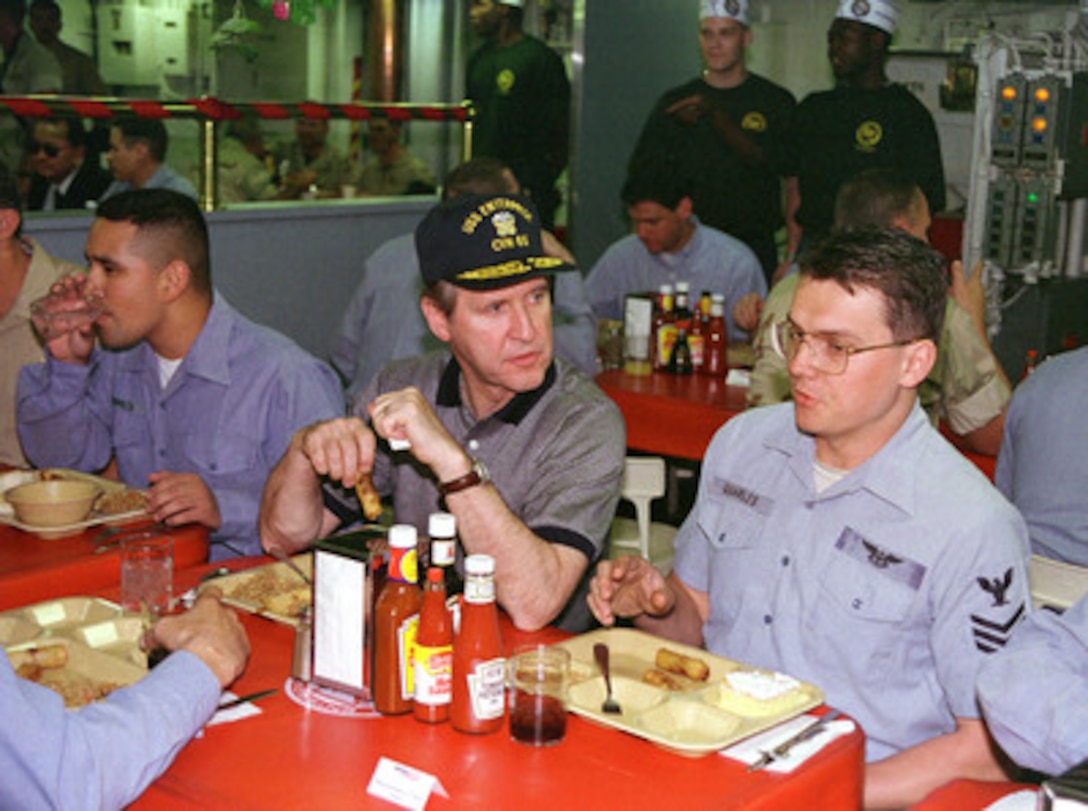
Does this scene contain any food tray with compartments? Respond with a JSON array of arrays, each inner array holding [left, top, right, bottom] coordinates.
[[2, 597, 149, 706], [0, 468, 147, 538], [206, 554, 313, 626], [556, 627, 823, 757]]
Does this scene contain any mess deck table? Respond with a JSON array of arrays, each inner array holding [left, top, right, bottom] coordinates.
[[0, 521, 208, 611], [123, 559, 866, 810], [596, 368, 999, 480]]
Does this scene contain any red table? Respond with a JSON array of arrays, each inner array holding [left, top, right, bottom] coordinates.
[[128, 560, 865, 810], [596, 369, 745, 461], [597, 369, 999, 480], [911, 778, 1036, 810], [0, 521, 208, 611]]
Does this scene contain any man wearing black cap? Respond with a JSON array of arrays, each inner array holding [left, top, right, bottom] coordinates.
[[261, 193, 625, 633], [783, 0, 945, 251]]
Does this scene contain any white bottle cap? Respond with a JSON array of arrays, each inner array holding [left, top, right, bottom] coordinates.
[[658, 283, 674, 294], [428, 512, 456, 538], [676, 281, 690, 292], [464, 553, 495, 576], [388, 523, 417, 549]]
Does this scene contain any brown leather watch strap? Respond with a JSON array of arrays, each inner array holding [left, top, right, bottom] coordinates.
[[438, 468, 482, 497]]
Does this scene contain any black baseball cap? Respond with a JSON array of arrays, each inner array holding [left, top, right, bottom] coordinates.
[[415, 193, 573, 291]]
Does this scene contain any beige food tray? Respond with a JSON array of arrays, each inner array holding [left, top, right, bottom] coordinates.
[[209, 554, 313, 626], [0, 468, 146, 538], [556, 628, 823, 757], [3, 597, 150, 705], [7, 637, 146, 707]]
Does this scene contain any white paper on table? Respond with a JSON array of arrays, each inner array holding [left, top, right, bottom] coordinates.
[[206, 691, 264, 727], [983, 790, 1040, 811], [367, 757, 449, 810], [719, 714, 856, 773]]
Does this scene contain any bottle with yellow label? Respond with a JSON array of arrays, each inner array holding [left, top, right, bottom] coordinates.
[[374, 524, 422, 715]]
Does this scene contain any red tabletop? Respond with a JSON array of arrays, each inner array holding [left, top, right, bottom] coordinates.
[[596, 369, 745, 461], [0, 521, 208, 611], [911, 778, 1036, 810], [597, 369, 998, 480], [127, 560, 865, 810]]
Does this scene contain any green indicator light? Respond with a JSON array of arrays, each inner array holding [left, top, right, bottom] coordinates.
[[1027, 193, 1039, 204]]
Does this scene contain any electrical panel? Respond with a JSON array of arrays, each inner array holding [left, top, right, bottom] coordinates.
[[982, 71, 1088, 274]]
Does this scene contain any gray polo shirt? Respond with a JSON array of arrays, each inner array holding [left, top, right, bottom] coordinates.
[[340, 352, 625, 631]]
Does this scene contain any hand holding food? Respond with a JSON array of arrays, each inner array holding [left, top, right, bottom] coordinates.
[[296, 417, 375, 488], [354, 473, 383, 521]]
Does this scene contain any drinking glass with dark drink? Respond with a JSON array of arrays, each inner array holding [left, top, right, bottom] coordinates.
[[509, 644, 570, 746]]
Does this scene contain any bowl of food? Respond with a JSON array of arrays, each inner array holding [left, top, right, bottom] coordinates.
[[5, 480, 100, 527]]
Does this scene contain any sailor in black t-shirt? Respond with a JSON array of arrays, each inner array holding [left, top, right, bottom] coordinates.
[[628, 0, 797, 283], [466, 0, 570, 230], [783, 0, 945, 249]]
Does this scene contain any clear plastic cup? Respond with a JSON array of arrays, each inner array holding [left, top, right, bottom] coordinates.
[[29, 294, 104, 341]]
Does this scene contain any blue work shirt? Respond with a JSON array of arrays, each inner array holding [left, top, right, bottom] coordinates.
[[996, 346, 1088, 566], [17, 294, 343, 559], [0, 650, 219, 810], [584, 218, 766, 342], [674, 402, 1030, 762], [978, 593, 1088, 775]]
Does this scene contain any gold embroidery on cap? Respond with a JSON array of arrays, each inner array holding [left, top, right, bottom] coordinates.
[[457, 255, 565, 281]]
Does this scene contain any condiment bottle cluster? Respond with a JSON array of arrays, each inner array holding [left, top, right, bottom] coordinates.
[[372, 515, 506, 733], [651, 282, 728, 376]]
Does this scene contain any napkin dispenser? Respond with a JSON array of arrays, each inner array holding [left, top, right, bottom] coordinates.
[[311, 528, 383, 698], [1041, 757, 1088, 810]]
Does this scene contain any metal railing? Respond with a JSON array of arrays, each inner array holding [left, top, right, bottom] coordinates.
[[0, 95, 474, 211]]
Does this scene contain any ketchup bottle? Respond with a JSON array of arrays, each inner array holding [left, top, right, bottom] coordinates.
[[451, 554, 505, 734], [413, 567, 453, 723], [703, 298, 728, 377], [373, 524, 422, 715]]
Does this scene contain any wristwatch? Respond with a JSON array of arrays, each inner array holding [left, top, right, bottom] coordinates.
[[438, 457, 491, 497]]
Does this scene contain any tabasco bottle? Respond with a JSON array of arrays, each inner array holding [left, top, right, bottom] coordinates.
[[413, 567, 453, 723], [651, 284, 676, 371], [373, 524, 422, 715], [703, 298, 728, 376], [451, 554, 505, 734]]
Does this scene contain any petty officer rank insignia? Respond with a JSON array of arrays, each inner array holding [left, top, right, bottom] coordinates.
[[970, 567, 1026, 653], [855, 120, 883, 152]]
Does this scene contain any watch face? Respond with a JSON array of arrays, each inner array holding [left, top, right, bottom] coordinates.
[[474, 458, 491, 484]]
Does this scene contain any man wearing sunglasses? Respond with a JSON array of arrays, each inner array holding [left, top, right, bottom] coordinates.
[[25, 117, 111, 212], [589, 228, 1029, 808]]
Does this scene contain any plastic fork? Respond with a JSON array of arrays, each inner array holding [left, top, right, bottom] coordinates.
[[593, 642, 622, 714]]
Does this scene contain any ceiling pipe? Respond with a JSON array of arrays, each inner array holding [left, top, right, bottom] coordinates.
[[366, 0, 403, 102]]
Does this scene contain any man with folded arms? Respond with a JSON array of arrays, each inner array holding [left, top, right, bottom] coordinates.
[[1, 589, 249, 809], [262, 193, 624, 632], [17, 189, 343, 559], [589, 229, 1029, 808]]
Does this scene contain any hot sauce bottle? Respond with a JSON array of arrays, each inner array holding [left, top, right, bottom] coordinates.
[[703, 298, 728, 377], [451, 554, 505, 734], [413, 567, 453, 723], [373, 524, 422, 715]]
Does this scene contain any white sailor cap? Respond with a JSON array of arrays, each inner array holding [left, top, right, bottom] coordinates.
[[700, 0, 749, 27], [835, 0, 898, 35]]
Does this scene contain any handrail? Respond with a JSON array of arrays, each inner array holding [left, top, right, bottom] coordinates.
[[0, 95, 475, 212]]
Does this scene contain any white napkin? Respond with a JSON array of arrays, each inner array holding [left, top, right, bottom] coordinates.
[[726, 368, 750, 388], [719, 713, 856, 773], [207, 691, 264, 726], [983, 790, 1039, 811]]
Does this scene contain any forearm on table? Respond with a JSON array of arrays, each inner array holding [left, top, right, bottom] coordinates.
[[863, 718, 1012, 810], [447, 484, 584, 632]]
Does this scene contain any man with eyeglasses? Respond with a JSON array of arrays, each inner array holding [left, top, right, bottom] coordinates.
[[589, 228, 1029, 808], [747, 167, 1010, 456], [25, 117, 111, 211]]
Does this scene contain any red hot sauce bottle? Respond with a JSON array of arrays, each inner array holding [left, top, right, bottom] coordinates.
[[373, 524, 422, 715], [451, 554, 505, 734], [413, 567, 453, 723]]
